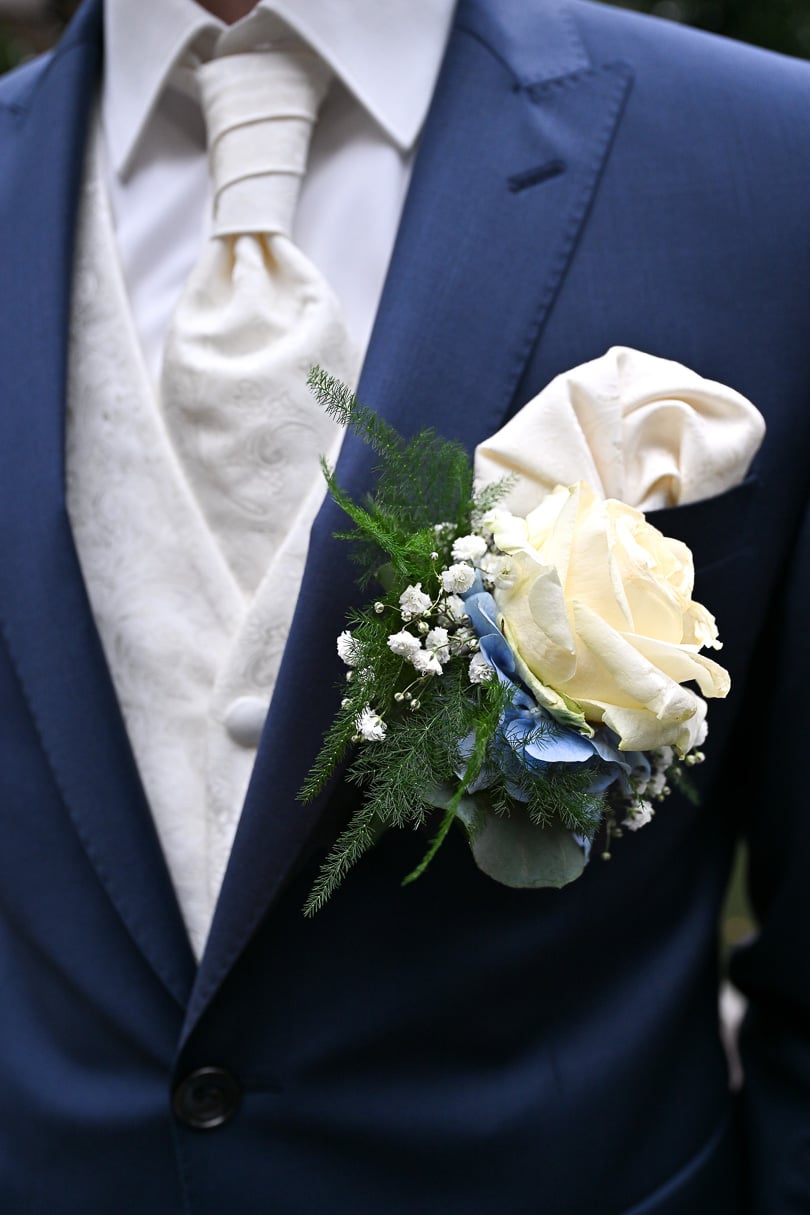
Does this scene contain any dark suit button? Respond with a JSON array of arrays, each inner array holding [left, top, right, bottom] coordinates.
[[173, 1067, 240, 1129]]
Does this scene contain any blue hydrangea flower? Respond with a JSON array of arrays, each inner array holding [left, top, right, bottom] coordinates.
[[460, 583, 649, 808]]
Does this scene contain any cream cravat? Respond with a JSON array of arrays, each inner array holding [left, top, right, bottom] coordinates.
[[160, 45, 360, 596]]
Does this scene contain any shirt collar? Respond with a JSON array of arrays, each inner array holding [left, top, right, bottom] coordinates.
[[103, 0, 457, 178]]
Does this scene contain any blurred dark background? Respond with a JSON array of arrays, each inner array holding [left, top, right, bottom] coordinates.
[[0, 0, 76, 71], [614, 0, 810, 57], [1, 0, 809, 72]]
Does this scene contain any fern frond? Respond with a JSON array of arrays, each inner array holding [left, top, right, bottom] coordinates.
[[302, 805, 382, 917]]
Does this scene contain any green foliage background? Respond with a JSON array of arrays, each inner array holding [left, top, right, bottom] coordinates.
[[609, 0, 810, 58]]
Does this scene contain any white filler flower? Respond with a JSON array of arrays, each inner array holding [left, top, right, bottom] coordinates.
[[623, 801, 655, 831], [412, 650, 444, 677], [387, 630, 422, 658], [439, 594, 468, 624], [440, 564, 476, 594], [450, 626, 478, 656], [356, 705, 387, 742], [478, 551, 514, 588], [337, 630, 362, 666], [425, 627, 451, 664], [399, 583, 432, 621], [451, 534, 488, 563], [468, 652, 495, 684], [637, 746, 676, 800]]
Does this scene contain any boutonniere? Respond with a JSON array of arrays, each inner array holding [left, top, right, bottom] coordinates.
[[300, 349, 765, 915]]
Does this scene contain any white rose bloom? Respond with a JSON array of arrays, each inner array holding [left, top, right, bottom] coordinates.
[[490, 482, 730, 754], [425, 627, 451, 664], [412, 649, 444, 677], [441, 564, 477, 594], [469, 652, 495, 684], [399, 582, 432, 621], [336, 630, 362, 667], [387, 630, 422, 659], [451, 534, 488, 563], [356, 705, 387, 742]]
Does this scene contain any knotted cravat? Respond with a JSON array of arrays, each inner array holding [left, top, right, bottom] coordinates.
[[160, 45, 360, 596]]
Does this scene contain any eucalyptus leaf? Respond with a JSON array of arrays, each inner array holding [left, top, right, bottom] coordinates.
[[423, 781, 586, 889]]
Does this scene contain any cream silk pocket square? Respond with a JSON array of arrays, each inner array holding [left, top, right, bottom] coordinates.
[[474, 347, 766, 513]]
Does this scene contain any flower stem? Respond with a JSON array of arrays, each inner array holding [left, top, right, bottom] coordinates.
[[401, 807, 456, 886], [401, 718, 488, 886]]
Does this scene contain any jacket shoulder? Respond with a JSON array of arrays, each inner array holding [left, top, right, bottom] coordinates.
[[566, 0, 810, 168], [0, 53, 54, 112], [571, 0, 810, 114]]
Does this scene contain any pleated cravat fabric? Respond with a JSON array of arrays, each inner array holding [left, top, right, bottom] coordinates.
[[160, 45, 360, 595]]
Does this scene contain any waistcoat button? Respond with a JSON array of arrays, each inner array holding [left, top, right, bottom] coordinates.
[[173, 1067, 241, 1130], [224, 695, 269, 748]]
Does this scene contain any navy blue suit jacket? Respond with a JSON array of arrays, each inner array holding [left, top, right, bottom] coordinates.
[[0, 0, 809, 1211]]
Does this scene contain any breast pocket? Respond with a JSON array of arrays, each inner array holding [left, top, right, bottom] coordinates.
[[647, 475, 763, 681], [646, 475, 759, 575]]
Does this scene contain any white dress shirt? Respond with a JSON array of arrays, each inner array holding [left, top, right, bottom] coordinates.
[[102, 0, 457, 381]]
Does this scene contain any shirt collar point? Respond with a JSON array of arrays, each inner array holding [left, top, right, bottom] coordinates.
[[381, 112, 423, 155]]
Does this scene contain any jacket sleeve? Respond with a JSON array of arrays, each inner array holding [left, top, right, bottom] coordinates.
[[728, 488, 810, 1212]]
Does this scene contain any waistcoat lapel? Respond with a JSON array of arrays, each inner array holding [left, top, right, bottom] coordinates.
[[186, 0, 633, 1036], [0, 0, 196, 1008]]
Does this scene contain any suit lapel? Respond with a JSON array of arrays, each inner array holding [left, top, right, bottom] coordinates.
[[0, 0, 196, 1008], [187, 0, 633, 1035]]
